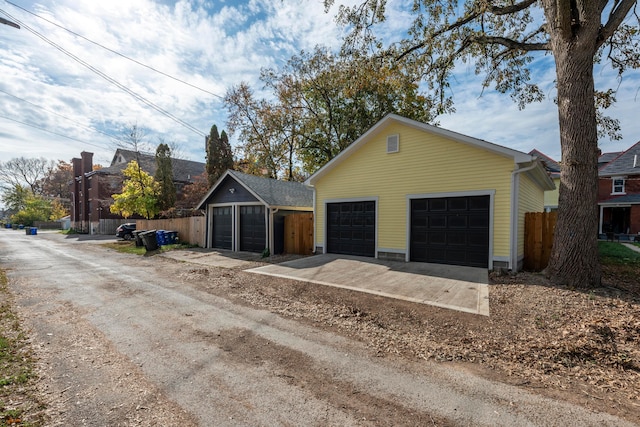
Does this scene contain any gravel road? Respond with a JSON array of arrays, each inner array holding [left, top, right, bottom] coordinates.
[[0, 230, 635, 426]]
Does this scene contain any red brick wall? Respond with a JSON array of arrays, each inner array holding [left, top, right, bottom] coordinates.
[[598, 178, 613, 201], [599, 175, 640, 201]]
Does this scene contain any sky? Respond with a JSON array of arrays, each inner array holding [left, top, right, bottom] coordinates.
[[1, 0, 639, 172]]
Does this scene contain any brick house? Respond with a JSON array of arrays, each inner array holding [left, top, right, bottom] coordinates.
[[598, 141, 640, 236], [70, 149, 205, 233]]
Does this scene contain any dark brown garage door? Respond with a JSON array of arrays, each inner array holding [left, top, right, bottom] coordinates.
[[212, 206, 232, 250], [240, 205, 266, 252], [410, 195, 489, 268], [327, 201, 375, 257]]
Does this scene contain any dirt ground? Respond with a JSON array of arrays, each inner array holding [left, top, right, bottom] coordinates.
[[6, 240, 640, 425], [176, 256, 640, 423]]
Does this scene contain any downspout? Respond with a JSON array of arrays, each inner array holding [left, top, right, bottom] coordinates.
[[310, 186, 317, 254], [510, 162, 539, 271]]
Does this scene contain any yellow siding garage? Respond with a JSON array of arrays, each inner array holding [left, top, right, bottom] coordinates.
[[306, 114, 554, 271]]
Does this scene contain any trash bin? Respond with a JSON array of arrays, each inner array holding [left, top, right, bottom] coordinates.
[[31, 227, 37, 235], [167, 231, 178, 244], [25, 227, 31, 235], [132, 230, 145, 247], [156, 230, 167, 246], [140, 230, 159, 251]]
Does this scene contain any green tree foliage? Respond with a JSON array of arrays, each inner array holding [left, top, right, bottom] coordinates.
[[326, 0, 639, 288], [1, 184, 30, 214], [10, 193, 52, 226], [206, 125, 234, 186], [154, 143, 176, 211], [110, 161, 159, 219], [225, 46, 442, 178]]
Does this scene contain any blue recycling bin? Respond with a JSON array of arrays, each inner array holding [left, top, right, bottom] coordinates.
[[31, 227, 37, 235], [156, 230, 166, 246]]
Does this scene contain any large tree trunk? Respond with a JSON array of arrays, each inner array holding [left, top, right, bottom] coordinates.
[[544, 3, 602, 288]]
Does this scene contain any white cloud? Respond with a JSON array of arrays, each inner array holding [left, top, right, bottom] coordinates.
[[0, 0, 638, 172]]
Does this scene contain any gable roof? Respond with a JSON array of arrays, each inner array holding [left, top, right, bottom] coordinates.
[[90, 149, 205, 182], [305, 114, 552, 190], [197, 170, 313, 210], [599, 151, 622, 167], [599, 141, 640, 176], [529, 149, 560, 178]]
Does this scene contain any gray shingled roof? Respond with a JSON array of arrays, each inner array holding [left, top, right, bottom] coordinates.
[[92, 149, 205, 182], [227, 170, 312, 207], [529, 149, 560, 178], [599, 141, 640, 176], [599, 151, 622, 167]]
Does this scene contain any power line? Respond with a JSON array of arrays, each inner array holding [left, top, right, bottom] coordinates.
[[0, 9, 207, 137], [0, 88, 124, 143], [0, 113, 111, 150], [6, 1, 224, 100]]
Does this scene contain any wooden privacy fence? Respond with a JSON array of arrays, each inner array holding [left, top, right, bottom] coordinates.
[[284, 213, 314, 255], [136, 216, 205, 247], [524, 211, 557, 271]]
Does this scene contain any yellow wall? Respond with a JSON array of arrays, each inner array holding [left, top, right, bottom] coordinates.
[[312, 122, 516, 259], [544, 177, 560, 208], [517, 173, 545, 257]]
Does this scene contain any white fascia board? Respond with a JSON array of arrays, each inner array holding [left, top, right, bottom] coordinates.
[[305, 114, 534, 185]]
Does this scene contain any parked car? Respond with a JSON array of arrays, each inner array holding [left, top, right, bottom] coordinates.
[[115, 223, 136, 240]]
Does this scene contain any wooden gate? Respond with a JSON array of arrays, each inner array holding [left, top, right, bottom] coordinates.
[[284, 213, 314, 255], [524, 211, 557, 271]]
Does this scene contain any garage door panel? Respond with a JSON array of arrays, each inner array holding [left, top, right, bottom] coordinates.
[[411, 196, 489, 268], [212, 207, 232, 250], [240, 205, 265, 252], [448, 215, 468, 228], [327, 201, 375, 257]]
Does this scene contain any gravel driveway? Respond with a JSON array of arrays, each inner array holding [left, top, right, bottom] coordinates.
[[0, 230, 635, 426]]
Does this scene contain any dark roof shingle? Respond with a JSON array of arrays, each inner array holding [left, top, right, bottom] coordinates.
[[227, 170, 312, 207], [599, 141, 640, 176]]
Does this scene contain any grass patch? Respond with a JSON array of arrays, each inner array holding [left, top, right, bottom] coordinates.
[[102, 241, 196, 255], [599, 241, 640, 265], [59, 228, 78, 235], [0, 269, 47, 426]]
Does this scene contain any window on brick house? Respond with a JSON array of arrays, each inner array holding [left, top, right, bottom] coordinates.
[[612, 177, 626, 194]]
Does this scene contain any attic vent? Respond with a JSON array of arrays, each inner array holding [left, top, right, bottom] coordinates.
[[387, 134, 399, 153]]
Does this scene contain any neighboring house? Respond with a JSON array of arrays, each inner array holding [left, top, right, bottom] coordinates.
[[598, 141, 640, 235], [599, 151, 622, 168], [70, 149, 205, 233], [529, 149, 561, 211], [304, 114, 554, 271], [197, 170, 313, 254]]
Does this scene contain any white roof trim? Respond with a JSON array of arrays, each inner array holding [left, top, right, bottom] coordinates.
[[196, 170, 268, 210], [305, 114, 534, 186]]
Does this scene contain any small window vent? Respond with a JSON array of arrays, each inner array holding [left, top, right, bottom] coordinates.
[[387, 134, 399, 153]]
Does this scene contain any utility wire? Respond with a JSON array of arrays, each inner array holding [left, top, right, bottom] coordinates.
[[0, 88, 125, 143], [0, 113, 111, 150], [6, 1, 224, 100], [0, 9, 207, 137]]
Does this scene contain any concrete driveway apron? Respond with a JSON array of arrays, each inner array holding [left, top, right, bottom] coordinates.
[[247, 254, 489, 316]]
